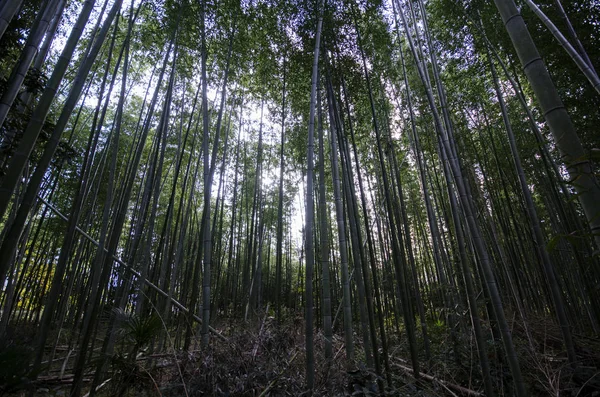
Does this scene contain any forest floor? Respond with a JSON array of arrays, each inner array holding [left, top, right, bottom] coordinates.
[[3, 311, 600, 396]]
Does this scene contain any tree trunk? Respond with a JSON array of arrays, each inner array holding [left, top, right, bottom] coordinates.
[[304, 0, 324, 388], [492, 0, 600, 250]]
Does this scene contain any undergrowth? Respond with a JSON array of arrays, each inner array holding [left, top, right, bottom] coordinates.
[[2, 310, 600, 396]]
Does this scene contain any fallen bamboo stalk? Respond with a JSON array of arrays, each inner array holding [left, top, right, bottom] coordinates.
[[37, 195, 227, 342], [82, 378, 112, 397], [252, 303, 270, 360], [36, 375, 92, 384], [392, 360, 484, 397], [258, 350, 299, 397]]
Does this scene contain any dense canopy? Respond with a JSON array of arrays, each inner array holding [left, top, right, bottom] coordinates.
[[0, 0, 599, 395]]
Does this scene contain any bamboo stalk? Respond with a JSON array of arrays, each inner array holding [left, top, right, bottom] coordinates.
[[392, 360, 484, 397], [36, 195, 228, 342], [524, 0, 600, 94]]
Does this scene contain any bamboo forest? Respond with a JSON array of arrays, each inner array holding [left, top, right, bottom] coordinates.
[[1, 0, 600, 395]]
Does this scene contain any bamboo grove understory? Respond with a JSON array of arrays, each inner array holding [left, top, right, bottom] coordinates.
[[0, 0, 599, 395]]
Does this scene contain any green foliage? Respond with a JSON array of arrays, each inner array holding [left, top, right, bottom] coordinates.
[[113, 308, 163, 351], [1, 0, 599, 394]]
